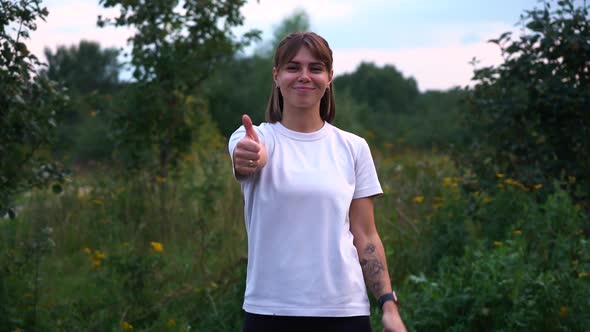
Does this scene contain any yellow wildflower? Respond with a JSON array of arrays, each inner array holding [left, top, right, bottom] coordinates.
[[579, 272, 589, 278], [513, 230, 522, 236], [155, 176, 167, 184], [494, 241, 504, 247], [413, 196, 425, 203], [568, 176, 576, 183], [483, 197, 493, 204], [90, 111, 97, 117], [92, 259, 101, 267], [84, 247, 91, 255], [432, 202, 443, 210], [93, 250, 106, 260], [150, 241, 164, 253], [167, 319, 176, 327], [504, 178, 528, 191], [496, 173, 505, 179], [183, 154, 196, 162], [533, 184, 543, 190], [121, 321, 133, 330], [443, 177, 453, 187], [559, 306, 569, 319]]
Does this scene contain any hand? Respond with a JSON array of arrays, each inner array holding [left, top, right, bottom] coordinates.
[[233, 114, 267, 177], [382, 303, 407, 332]]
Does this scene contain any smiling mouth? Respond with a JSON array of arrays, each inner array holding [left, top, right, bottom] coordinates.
[[294, 87, 315, 91]]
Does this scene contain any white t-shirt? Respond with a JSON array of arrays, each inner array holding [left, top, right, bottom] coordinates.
[[228, 121, 383, 317]]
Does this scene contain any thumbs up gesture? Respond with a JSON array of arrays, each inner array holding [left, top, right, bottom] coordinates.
[[233, 114, 268, 177]]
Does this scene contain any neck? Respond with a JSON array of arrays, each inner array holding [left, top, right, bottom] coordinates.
[[281, 106, 324, 133]]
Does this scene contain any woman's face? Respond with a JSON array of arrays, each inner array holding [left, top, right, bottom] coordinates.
[[273, 46, 333, 113]]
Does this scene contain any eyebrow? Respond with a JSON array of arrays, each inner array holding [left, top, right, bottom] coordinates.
[[286, 61, 325, 67]]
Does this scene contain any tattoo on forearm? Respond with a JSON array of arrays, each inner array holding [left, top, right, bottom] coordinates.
[[359, 243, 385, 296]]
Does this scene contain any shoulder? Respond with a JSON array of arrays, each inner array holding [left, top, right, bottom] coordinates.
[[327, 123, 370, 150]]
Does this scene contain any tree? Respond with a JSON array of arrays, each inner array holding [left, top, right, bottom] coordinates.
[[41, 41, 122, 164], [43, 40, 120, 95], [335, 62, 419, 115], [0, 0, 68, 218], [461, 0, 590, 203], [334, 62, 420, 143], [98, 0, 259, 177]]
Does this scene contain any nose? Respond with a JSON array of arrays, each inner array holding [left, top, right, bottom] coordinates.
[[298, 68, 311, 82]]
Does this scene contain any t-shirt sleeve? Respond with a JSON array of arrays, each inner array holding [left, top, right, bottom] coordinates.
[[353, 138, 383, 199]]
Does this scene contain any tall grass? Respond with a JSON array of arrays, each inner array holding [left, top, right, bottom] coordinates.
[[2, 144, 588, 331]]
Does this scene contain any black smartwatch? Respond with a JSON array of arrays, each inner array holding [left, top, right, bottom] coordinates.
[[378, 291, 399, 310]]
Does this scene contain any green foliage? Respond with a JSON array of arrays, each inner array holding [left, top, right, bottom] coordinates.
[[42, 40, 120, 95], [462, 0, 590, 204], [405, 184, 590, 331], [0, 128, 247, 330], [393, 89, 466, 150], [206, 55, 272, 137], [0, 0, 68, 217], [334, 62, 420, 143], [98, 0, 260, 176], [40, 40, 123, 164], [0, 222, 56, 330]]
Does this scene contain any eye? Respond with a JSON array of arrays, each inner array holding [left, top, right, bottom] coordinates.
[[311, 66, 324, 73], [285, 64, 299, 72]]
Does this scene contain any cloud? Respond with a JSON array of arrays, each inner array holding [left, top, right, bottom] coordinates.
[[26, 1, 132, 60], [242, 0, 355, 26], [23, 0, 522, 90], [334, 41, 504, 91], [331, 21, 520, 91]]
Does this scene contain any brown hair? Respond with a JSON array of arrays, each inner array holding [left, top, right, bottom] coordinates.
[[265, 32, 336, 123]]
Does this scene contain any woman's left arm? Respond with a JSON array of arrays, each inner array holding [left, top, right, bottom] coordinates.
[[350, 197, 407, 332]]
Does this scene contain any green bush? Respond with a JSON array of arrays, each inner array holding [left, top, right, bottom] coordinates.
[[461, 0, 590, 205], [405, 184, 590, 331]]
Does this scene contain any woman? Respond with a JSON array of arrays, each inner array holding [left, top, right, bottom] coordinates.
[[229, 32, 407, 332]]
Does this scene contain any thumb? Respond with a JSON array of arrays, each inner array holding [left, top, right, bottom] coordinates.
[[242, 114, 259, 142]]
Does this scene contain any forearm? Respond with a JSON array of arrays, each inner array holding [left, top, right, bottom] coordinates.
[[356, 235, 392, 300]]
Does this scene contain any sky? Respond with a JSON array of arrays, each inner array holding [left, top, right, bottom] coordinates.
[[27, 0, 542, 91]]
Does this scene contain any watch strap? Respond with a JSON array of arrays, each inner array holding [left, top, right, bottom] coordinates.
[[378, 291, 398, 310]]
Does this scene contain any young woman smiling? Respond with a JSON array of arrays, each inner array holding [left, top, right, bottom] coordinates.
[[229, 32, 407, 332]]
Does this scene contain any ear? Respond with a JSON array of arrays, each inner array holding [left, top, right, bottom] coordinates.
[[328, 69, 334, 85], [272, 67, 279, 86]]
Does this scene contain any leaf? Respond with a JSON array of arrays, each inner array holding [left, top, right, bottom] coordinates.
[[52, 184, 62, 194], [526, 20, 544, 32]]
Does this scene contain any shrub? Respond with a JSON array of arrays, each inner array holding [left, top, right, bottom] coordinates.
[[405, 185, 590, 331], [461, 0, 590, 206]]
